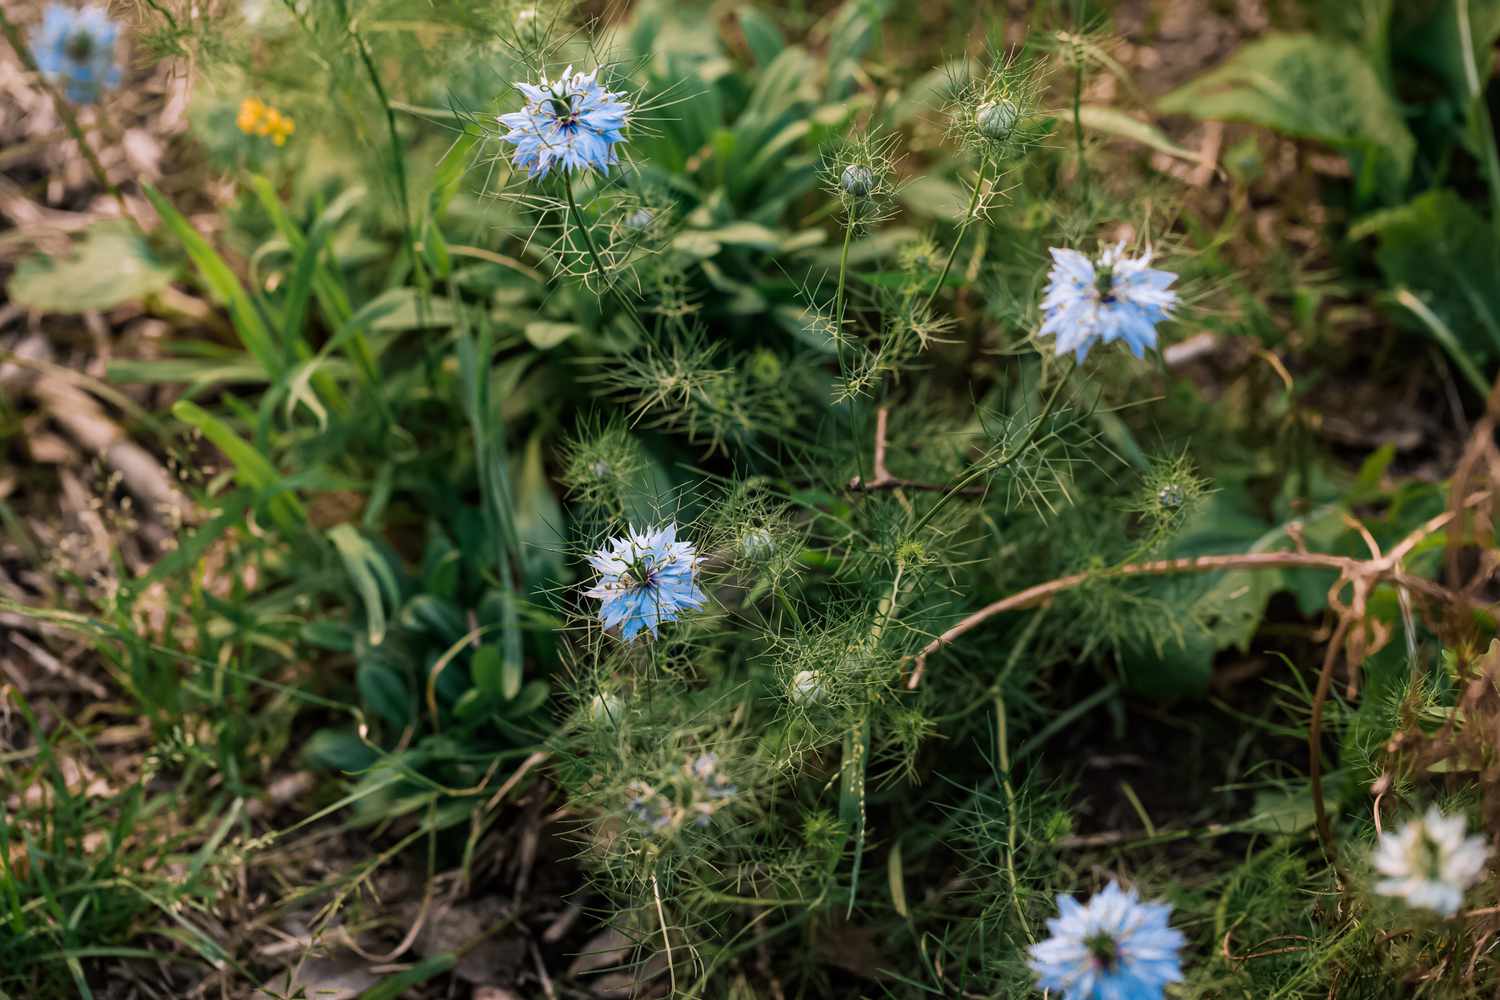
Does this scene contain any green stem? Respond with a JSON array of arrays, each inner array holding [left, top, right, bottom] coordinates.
[[909, 361, 1073, 535], [336, 1, 422, 286], [352, 30, 420, 280], [1457, 1, 1500, 251], [922, 161, 989, 315], [835, 209, 856, 332], [563, 172, 651, 339], [995, 695, 1034, 941], [1073, 58, 1088, 188]]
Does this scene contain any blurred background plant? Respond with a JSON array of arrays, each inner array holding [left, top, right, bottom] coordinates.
[[0, 0, 1498, 997]]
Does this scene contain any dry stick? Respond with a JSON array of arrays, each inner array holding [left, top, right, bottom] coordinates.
[[1445, 376, 1500, 595], [904, 525, 1477, 692], [848, 407, 988, 496]]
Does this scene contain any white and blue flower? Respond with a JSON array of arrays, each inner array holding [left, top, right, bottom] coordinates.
[[498, 66, 631, 178], [1373, 806, 1488, 917], [1040, 242, 1178, 361], [1028, 879, 1185, 1000], [584, 523, 706, 641], [32, 4, 121, 104]]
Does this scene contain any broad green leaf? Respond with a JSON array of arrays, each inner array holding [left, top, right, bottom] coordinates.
[[888, 842, 909, 918], [693, 222, 782, 250], [889, 59, 969, 127], [470, 644, 504, 698], [304, 728, 379, 772], [523, 320, 583, 349], [826, 0, 883, 99], [736, 8, 785, 66], [1350, 189, 1500, 363], [745, 46, 818, 117], [898, 175, 970, 223], [1244, 786, 1318, 834], [515, 432, 566, 582], [1158, 34, 1414, 202], [1391, 0, 1500, 112], [502, 679, 549, 716], [300, 621, 356, 652], [7, 223, 174, 313], [398, 594, 467, 643], [1078, 105, 1206, 165], [358, 288, 457, 331], [329, 524, 399, 646], [356, 661, 412, 728]]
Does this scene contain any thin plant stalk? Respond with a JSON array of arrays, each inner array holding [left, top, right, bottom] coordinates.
[[834, 205, 856, 330], [909, 360, 1074, 536], [995, 694, 1034, 941], [922, 161, 989, 315], [1456, 1, 1500, 250], [563, 172, 652, 339]]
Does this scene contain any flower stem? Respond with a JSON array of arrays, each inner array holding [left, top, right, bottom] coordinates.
[[1456, 1, 1500, 251], [922, 160, 988, 315], [835, 208, 856, 330], [908, 360, 1073, 536], [334, 0, 421, 286], [1072, 58, 1088, 188], [995, 694, 1034, 941], [563, 172, 650, 339]]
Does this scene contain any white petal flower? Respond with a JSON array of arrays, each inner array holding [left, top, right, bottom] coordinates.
[[1372, 806, 1489, 916], [1039, 242, 1178, 361]]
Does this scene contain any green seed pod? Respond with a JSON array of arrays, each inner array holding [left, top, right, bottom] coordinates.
[[976, 99, 1019, 140], [840, 163, 875, 197]]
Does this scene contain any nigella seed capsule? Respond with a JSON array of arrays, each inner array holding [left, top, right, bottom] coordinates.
[[976, 99, 1019, 140], [840, 164, 876, 197]]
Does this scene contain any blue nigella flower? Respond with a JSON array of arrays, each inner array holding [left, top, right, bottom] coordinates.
[[497, 65, 631, 179], [625, 784, 672, 831], [1028, 879, 1185, 1000], [32, 4, 121, 104], [1040, 242, 1178, 361], [584, 523, 706, 641]]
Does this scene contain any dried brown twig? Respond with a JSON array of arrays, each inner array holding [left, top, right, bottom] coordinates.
[[847, 408, 986, 496], [901, 484, 1484, 691]]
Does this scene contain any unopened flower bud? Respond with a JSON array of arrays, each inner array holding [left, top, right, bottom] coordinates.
[[976, 99, 1019, 140], [840, 164, 875, 197]]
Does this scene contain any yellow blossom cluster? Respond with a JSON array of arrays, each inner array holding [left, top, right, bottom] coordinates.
[[236, 97, 295, 146]]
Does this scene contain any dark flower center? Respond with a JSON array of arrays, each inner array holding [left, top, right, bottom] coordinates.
[[65, 30, 96, 62], [1094, 265, 1116, 304], [547, 93, 581, 128], [623, 553, 660, 589], [1085, 932, 1120, 972]]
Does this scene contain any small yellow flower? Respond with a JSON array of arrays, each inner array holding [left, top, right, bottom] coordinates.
[[236, 96, 265, 134], [237, 96, 295, 146], [265, 110, 295, 146]]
